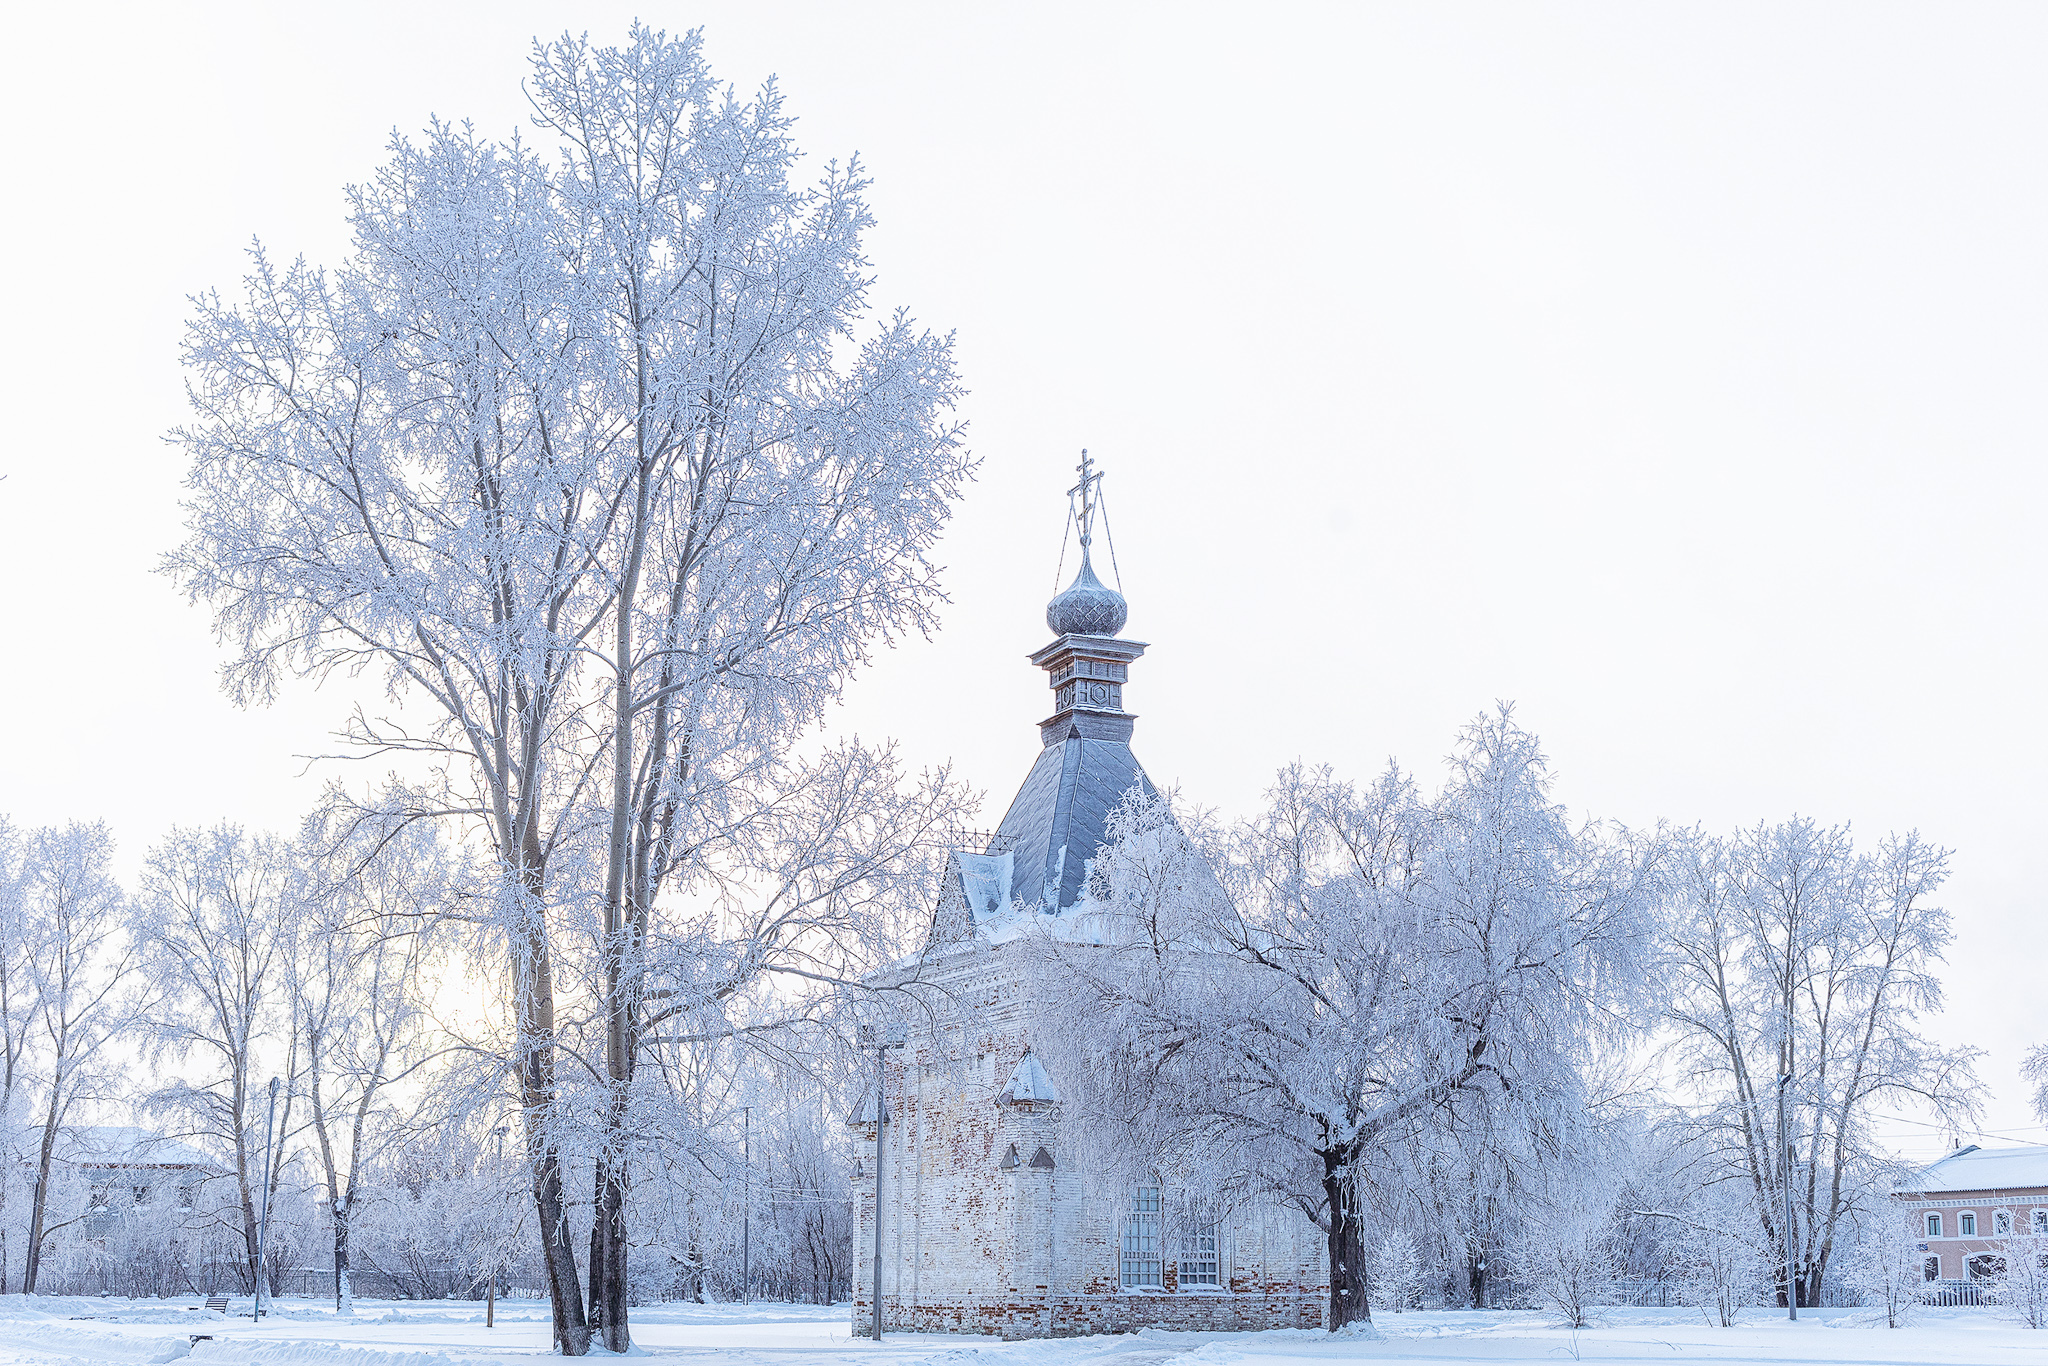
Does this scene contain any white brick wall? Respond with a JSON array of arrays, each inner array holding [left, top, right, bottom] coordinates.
[[851, 940, 1326, 1337]]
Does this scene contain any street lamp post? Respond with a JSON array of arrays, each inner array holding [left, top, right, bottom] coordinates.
[[859, 1022, 907, 1341], [489, 1125, 508, 1328], [253, 1077, 282, 1319]]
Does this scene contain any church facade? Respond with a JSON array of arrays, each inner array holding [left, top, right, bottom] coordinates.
[[849, 467, 1327, 1338]]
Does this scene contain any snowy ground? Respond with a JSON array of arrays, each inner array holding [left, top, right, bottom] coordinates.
[[3, 1296, 2045, 1366]]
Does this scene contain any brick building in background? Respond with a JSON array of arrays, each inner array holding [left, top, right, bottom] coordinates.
[[848, 464, 1327, 1337], [1894, 1143, 2048, 1285]]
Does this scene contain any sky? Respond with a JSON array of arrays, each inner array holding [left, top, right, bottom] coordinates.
[[1, 2, 2043, 1163]]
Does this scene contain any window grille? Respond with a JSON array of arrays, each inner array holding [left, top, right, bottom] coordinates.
[[1121, 1188, 1162, 1289], [1179, 1223, 1221, 1287], [1961, 1212, 1977, 1236], [1927, 1213, 1942, 1237]]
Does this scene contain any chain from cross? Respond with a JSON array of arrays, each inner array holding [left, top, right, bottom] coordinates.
[[1067, 449, 1102, 548]]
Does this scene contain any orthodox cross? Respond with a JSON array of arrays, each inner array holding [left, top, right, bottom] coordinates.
[[1068, 449, 1102, 548]]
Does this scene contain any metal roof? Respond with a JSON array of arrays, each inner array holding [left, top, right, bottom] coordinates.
[[988, 729, 1155, 913]]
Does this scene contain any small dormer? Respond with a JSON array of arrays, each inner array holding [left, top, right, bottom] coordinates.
[[998, 1050, 1060, 1109]]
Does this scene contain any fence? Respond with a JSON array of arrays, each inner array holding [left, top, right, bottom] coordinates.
[[178, 1263, 549, 1303], [1921, 1278, 1994, 1308], [1510, 1278, 1869, 1311], [1601, 1279, 1683, 1307]]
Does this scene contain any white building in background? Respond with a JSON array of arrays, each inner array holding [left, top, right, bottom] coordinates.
[[52, 1126, 219, 1237], [849, 464, 1327, 1338]]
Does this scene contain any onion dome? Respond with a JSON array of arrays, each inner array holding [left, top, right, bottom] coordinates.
[[1045, 549, 1128, 637]]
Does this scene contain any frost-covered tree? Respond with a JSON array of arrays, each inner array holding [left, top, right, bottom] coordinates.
[[1370, 1229, 1422, 1312], [2026, 1046, 2048, 1126], [1513, 1195, 1617, 1329], [20, 822, 136, 1292], [1364, 1106, 1525, 1307], [1848, 1209, 1926, 1328], [1997, 1233, 2048, 1329], [1628, 1175, 1772, 1328], [1663, 820, 1977, 1307], [171, 23, 968, 1350], [1041, 709, 1662, 1330], [134, 824, 302, 1295], [289, 806, 457, 1313], [1509, 1127, 1639, 1330], [0, 818, 36, 1292]]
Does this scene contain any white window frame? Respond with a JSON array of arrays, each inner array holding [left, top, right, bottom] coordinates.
[[1923, 1256, 1940, 1283], [1961, 1211, 1977, 1237], [1178, 1221, 1222, 1288], [1995, 1210, 2013, 1235], [1927, 1212, 1942, 1237], [1121, 1187, 1163, 1290], [2034, 1209, 2048, 1234]]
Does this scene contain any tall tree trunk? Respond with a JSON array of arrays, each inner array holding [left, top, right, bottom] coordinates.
[[22, 1087, 61, 1293], [587, 885, 645, 1349], [1322, 1147, 1371, 1330], [588, 1128, 629, 1347], [512, 866, 588, 1355], [333, 1197, 354, 1314], [587, 392, 655, 1352]]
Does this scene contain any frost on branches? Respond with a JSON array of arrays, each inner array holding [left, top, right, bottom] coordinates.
[[168, 22, 970, 1355], [1662, 820, 1978, 1309], [1369, 1230, 1422, 1312], [1848, 1210, 1926, 1328], [1990, 1233, 2048, 1330], [1036, 707, 1661, 1331]]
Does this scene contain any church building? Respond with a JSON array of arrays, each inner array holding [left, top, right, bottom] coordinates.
[[849, 461, 1327, 1338]]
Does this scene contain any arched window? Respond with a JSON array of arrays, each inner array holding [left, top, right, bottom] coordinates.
[[1996, 1211, 2013, 1235], [1961, 1212, 1977, 1237], [1923, 1257, 1941, 1283], [1927, 1212, 1942, 1237], [1967, 1253, 2006, 1282], [1121, 1188, 1162, 1289]]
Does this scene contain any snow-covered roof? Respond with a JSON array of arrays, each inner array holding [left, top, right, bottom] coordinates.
[[1002, 1051, 1060, 1104], [955, 849, 1015, 923], [54, 1126, 219, 1170], [1898, 1143, 2048, 1194]]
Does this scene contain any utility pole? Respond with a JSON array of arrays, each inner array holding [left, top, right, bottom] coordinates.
[[741, 1105, 752, 1304], [488, 1125, 508, 1328], [860, 1022, 907, 1341], [254, 1077, 281, 1319]]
